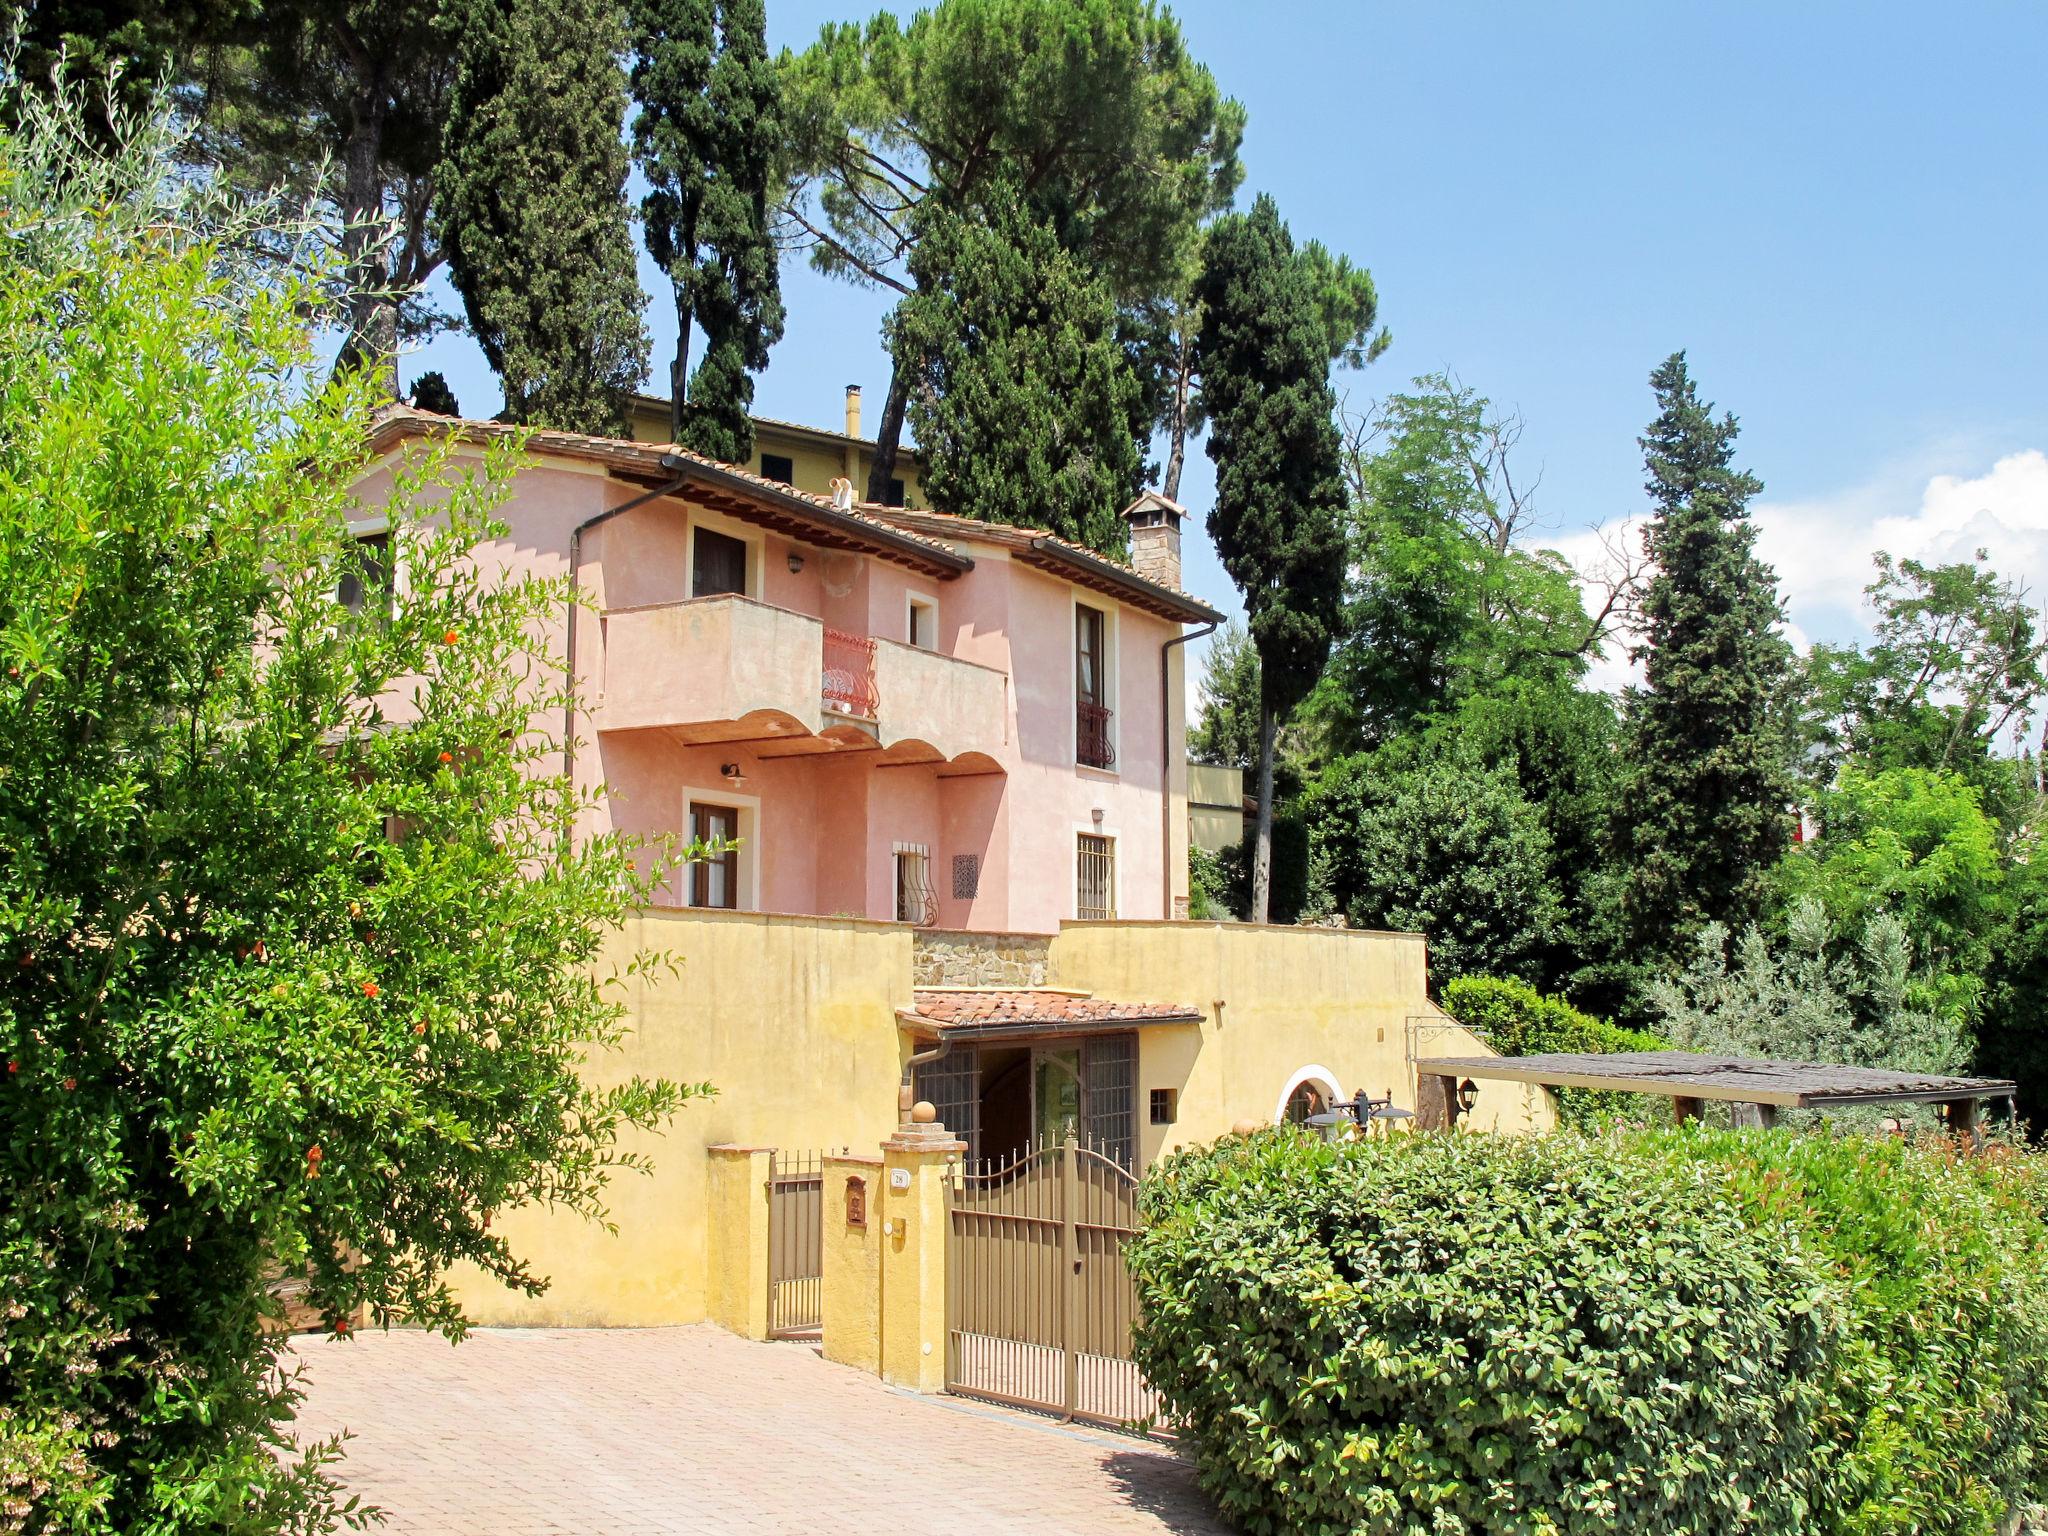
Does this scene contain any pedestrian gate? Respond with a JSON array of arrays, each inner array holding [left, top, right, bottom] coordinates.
[[767, 1150, 822, 1337], [943, 1136, 1164, 1429]]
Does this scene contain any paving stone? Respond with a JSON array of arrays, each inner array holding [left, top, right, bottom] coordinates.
[[289, 1325, 1228, 1536]]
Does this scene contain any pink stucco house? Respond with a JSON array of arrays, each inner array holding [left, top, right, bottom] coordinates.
[[355, 408, 1219, 933]]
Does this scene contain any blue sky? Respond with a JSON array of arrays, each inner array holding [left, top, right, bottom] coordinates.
[[408, 1, 2048, 694]]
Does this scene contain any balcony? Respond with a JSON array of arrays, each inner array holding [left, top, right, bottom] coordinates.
[[596, 594, 1008, 770]]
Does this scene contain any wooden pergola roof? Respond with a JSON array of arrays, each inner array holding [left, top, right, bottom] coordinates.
[[1421, 1050, 2016, 1110]]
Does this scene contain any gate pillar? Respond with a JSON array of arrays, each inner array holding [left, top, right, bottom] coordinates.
[[705, 1145, 773, 1340], [820, 1151, 884, 1374], [878, 1110, 965, 1394]]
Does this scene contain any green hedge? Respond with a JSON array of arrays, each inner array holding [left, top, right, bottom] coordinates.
[[1131, 1128, 2048, 1536], [1441, 975, 1663, 1128]]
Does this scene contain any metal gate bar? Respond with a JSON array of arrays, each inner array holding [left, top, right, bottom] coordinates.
[[944, 1135, 1166, 1431], [767, 1149, 823, 1337]]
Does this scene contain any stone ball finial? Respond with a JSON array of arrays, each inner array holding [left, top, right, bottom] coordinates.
[[911, 1100, 938, 1125], [1231, 1117, 1264, 1137]]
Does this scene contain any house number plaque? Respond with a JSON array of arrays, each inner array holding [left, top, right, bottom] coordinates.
[[845, 1175, 867, 1229]]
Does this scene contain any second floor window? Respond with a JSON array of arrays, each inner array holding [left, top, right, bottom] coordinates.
[[688, 801, 740, 909], [692, 526, 748, 598], [1075, 602, 1114, 769], [894, 844, 937, 925], [1077, 832, 1116, 920], [759, 453, 794, 485], [337, 531, 393, 616]]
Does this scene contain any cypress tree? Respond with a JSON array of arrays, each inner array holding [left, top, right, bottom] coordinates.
[[892, 192, 1145, 550], [630, 0, 785, 460], [1620, 352, 1795, 957], [438, 0, 650, 435], [1192, 195, 1347, 923]]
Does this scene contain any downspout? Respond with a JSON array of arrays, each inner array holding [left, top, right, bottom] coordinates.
[[562, 458, 690, 784], [900, 1038, 950, 1122], [1160, 618, 1218, 918]]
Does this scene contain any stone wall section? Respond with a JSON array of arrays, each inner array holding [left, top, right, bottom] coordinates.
[[912, 929, 1050, 987]]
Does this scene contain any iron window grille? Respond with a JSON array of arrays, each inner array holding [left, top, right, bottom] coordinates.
[[1077, 833, 1116, 920], [894, 846, 939, 926]]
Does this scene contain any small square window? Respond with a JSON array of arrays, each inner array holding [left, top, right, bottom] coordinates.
[[337, 531, 393, 616], [760, 453, 795, 485], [907, 595, 937, 649], [1149, 1088, 1177, 1126]]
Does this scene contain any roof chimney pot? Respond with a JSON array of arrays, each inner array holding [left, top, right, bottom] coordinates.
[[845, 384, 862, 440]]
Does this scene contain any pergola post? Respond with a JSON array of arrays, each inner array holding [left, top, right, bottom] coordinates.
[[1672, 1096, 1704, 1126], [1416, 1071, 1456, 1131], [1944, 1096, 1983, 1149]]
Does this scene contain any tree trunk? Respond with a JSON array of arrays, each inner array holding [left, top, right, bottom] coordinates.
[[1162, 328, 1192, 501], [1251, 699, 1276, 924], [670, 295, 692, 443], [335, 87, 396, 400], [865, 362, 912, 503]]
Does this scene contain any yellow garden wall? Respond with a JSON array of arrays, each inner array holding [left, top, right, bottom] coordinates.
[[455, 911, 1550, 1330], [455, 908, 912, 1327], [1046, 921, 1552, 1166]]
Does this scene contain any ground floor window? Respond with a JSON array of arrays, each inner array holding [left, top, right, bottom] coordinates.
[[913, 1033, 1137, 1170], [688, 801, 740, 909], [1076, 832, 1116, 920], [1284, 1080, 1329, 1125]]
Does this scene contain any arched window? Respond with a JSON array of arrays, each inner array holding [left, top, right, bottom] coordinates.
[[1284, 1081, 1328, 1125]]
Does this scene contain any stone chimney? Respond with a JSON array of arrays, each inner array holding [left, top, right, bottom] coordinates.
[[1121, 490, 1186, 589], [844, 384, 862, 439]]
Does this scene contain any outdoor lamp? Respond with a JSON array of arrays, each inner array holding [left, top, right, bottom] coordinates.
[[720, 761, 747, 789], [1456, 1078, 1480, 1115], [787, 550, 805, 573]]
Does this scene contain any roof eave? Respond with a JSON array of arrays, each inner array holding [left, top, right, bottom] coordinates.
[[1023, 537, 1223, 625], [664, 455, 973, 577]]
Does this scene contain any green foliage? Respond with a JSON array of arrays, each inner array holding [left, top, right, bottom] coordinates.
[[1648, 1129, 2048, 1534], [4, 0, 256, 135], [1304, 752, 1561, 986], [1131, 1129, 1840, 1534], [1440, 976, 1662, 1127], [0, 91, 698, 1532], [1619, 351, 1796, 959], [1982, 850, 2048, 1131], [1777, 765, 2005, 1020], [408, 370, 460, 416], [1135, 1127, 2048, 1536], [630, 0, 785, 461], [1187, 845, 1232, 921], [438, 0, 650, 433], [779, 0, 1244, 494], [893, 189, 1144, 551], [1299, 239, 1391, 370], [1646, 900, 1970, 1080], [1801, 551, 2048, 791], [1193, 194, 1345, 918], [1317, 375, 1598, 754], [1187, 620, 1262, 770]]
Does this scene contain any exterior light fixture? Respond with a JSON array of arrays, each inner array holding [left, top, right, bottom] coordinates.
[[1456, 1079, 1480, 1115], [787, 551, 805, 574], [1091, 806, 1105, 827], [720, 761, 747, 789]]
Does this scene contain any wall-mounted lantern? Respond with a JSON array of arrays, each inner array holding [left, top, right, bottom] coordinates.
[[1457, 1079, 1480, 1116]]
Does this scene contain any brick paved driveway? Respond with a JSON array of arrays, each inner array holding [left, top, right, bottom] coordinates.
[[289, 1326, 1231, 1535]]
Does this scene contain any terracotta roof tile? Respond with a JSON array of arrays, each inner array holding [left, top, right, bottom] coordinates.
[[906, 989, 1204, 1032]]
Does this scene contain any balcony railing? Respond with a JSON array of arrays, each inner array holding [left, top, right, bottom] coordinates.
[[822, 627, 879, 719], [1077, 699, 1115, 770]]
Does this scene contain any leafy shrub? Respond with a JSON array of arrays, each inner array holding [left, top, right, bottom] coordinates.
[[1649, 1129, 2048, 1534], [1132, 1129, 1839, 1535], [1440, 975, 1662, 1127], [1134, 1128, 2048, 1536]]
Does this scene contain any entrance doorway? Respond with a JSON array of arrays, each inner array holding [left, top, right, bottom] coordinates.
[[914, 1035, 1137, 1170]]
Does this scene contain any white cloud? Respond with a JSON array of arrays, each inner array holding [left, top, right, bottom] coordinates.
[[1550, 447, 2048, 694]]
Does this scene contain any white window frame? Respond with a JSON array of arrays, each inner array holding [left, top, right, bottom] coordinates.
[[906, 590, 938, 649], [680, 784, 762, 912], [687, 508, 764, 601], [1069, 591, 1119, 776], [1073, 822, 1120, 921]]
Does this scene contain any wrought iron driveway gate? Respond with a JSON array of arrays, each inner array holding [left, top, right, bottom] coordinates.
[[943, 1136, 1163, 1429], [767, 1150, 822, 1337]]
